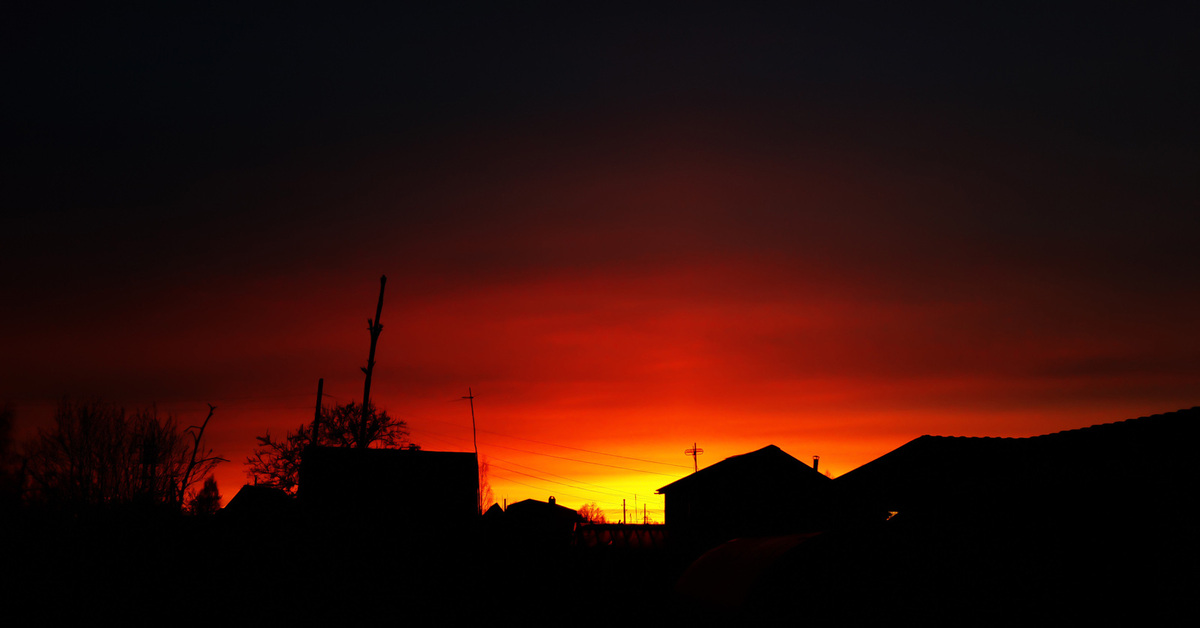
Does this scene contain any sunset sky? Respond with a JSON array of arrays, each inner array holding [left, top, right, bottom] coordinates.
[[4, 5, 1197, 518]]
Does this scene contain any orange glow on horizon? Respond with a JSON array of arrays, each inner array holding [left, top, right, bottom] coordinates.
[[6, 111, 1197, 516]]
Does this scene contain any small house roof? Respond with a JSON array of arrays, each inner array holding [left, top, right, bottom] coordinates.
[[505, 497, 584, 523], [657, 444, 830, 495], [223, 484, 295, 517]]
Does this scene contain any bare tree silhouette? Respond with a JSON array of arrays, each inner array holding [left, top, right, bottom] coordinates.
[[22, 400, 225, 510], [478, 455, 494, 514], [579, 502, 607, 524], [245, 400, 412, 493]]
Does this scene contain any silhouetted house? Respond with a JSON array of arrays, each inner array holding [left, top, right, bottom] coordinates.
[[808, 407, 1200, 623], [657, 445, 832, 552], [483, 502, 505, 519], [298, 446, 478, 534], [832, 434, 1019, 526], [834, 406, 1200, 529], [671, 409, 1200, 624], [502, 496, 584, 547]]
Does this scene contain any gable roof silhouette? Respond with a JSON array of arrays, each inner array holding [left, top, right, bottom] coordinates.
[[834, 406, 1199, 521], [223, 484, 294, 518], [656, 445, 833, 547], [505, 497, 584, 523], [500, 497, 584, 547], [657, 445, 829, 496]]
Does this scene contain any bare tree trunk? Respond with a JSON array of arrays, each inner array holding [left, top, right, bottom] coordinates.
[[359, 275, 387, 448], [177, 404, 225, 507]]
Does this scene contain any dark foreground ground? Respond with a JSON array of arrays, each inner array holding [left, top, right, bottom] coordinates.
[[4, 505, 1190, 626]]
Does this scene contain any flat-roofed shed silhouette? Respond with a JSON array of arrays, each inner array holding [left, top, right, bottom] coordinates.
[[299, 445, 479, 532]]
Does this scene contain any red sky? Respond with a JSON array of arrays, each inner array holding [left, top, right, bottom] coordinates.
[[4, 6, 1198, 518]]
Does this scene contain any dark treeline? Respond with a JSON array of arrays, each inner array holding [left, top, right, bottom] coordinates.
[[12, 399, 224, 514], [1, 400, 237, 623], [0, 398, 682, 624], [10, 402, 1189, 624]]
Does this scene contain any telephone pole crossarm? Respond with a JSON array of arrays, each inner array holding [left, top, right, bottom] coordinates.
[[684, 442, 704, 474]]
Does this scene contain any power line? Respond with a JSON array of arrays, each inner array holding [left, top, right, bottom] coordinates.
[[486, 455, 632, 497], [488, 462, 629, 500], [421, 416, 691, 469], [488, 471, 612, 505], [412, 426, 674, 498], [411, 422, 685, 478], [475, 426, 693, 469], [477, 441, 683, 477]]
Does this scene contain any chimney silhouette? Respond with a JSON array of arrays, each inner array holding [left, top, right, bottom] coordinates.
[[813, 455, 820, 473]]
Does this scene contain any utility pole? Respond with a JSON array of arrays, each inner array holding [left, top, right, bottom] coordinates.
[[464, 387, 481, 515], [685, 442, 704, 473], [312, 378, 324, 446], [359, 275, 387, 448], [463, 387, 477, 455]]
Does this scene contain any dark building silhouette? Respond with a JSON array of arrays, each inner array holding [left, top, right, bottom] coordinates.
[[501, 496, 584, 547], [834, 405, 1200, 529], [673, 407, 1200, 624], [298, 445, 479, 534], [657, 444, 831, 553]]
